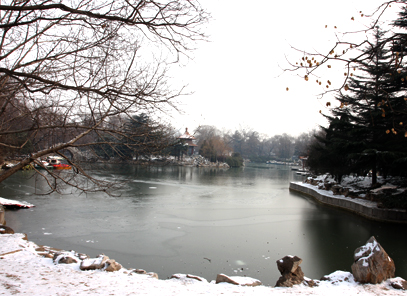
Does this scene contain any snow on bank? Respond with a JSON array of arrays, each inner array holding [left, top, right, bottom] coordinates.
[[307, 174, 401, 194], [0, 234, 405, 296], [0, 197, 34, 208]]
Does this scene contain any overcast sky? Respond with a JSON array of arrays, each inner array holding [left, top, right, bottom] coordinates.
[[167, 0, 400, 137]]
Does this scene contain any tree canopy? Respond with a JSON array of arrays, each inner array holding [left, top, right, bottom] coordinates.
[[0, 0, 208, 193], [302, 2, 407, 185]]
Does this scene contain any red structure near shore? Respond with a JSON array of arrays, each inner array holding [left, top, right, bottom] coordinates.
[[178, 128, 198, 156]]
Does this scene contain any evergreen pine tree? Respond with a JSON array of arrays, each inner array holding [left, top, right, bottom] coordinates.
[[308, 116, 356, 183], [309, 28, 407, 185]]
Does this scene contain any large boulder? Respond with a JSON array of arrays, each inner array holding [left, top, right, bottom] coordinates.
[[351, 236, 395, 284], [275, 255, 304, 287], [275, 255, 316, 287]]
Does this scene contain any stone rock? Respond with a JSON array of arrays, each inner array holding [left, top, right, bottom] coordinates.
[[186, 274, 207, 282], [275, 255, 305, 287], [80, 254, 109, 271], [35, 247, 47, 253], [303, 277, 318, 287], [146, 272, 159, 279], [104, 259, 122, 272], [130, 269, 147, 275], [276, 267, 305, 287], [128, 269, 158, 277], [77, 253, 88, 260], [320, 271, 354, 285], [0, 225, 14, 234], [36, 246, 65, 259], [36, 249, 54, 258], [215, 274, 261, 286], [53, 251, 79, 264], [277, 255, 302, 274], [351, 236, 395, 284], [390, 278, 407, 290], [171, 274, 208, 283], [216, 274, 239, 285]]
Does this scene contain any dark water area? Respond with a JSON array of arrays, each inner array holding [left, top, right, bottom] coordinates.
[[1, 163, 406, 286]]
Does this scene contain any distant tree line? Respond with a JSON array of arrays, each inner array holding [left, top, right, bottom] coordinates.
[[192, 125, 314, 164], [1, 100, 315, 165], [0, 108, 177, 163]]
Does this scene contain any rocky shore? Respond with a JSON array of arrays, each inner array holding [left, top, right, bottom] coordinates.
[[1, 154, 230, 170], [289, 176, 407, 223], [135, 155, 230, 168], [303, 175, 407, 208], [1, 222, 407, 295]]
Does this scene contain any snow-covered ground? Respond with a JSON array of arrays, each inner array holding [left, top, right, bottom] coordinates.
[[0, 233, 406, 296], [307, 174, 404, 193]]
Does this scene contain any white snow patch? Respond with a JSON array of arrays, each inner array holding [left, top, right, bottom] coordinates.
[[81, 255, 104, 267], [355, 239, 379, 268], [355, 240, 378, 258], [0, 197, 34, 208]]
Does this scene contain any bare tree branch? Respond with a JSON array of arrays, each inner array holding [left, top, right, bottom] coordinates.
[[0, 0, 209, 193]]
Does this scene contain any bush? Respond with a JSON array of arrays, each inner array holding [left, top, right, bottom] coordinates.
[[226, 153, 244, 168], [380, 192, 407, 211]]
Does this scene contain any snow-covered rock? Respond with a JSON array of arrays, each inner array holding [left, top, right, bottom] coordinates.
[[171, 273, 208, 283], [351, 236, 395, 284], [215, 274, 262, 286], [53, 251, 80, 264], [390, 277, 407, 290], [80, 254, 110, 271]]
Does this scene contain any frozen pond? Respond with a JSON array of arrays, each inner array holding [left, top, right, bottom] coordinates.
[[2, 163, 406, 285]]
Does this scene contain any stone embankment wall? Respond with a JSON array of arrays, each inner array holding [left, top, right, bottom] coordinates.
[[289, 182, 407, 223]]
